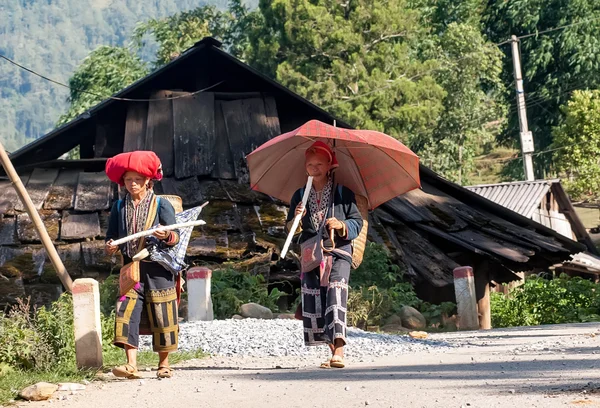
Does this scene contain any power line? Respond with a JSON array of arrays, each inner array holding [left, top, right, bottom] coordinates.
[[474, 140, 589, 164], [516, 16, 600, 40], [0, 53, 225, 102]]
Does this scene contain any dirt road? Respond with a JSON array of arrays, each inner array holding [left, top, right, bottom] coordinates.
[[22, 323, 600, 408]]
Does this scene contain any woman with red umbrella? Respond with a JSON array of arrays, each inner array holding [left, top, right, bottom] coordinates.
[[286, 141, 363, 368]]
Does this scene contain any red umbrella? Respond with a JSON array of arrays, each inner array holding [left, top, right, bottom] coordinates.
[[246, 119, 420, 210]]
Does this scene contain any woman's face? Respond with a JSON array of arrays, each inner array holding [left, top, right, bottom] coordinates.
[[123, 171, 149, 195], [305, 152, 332, 179]]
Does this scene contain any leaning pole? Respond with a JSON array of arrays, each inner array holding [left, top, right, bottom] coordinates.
[[0, 141, 73, 292]]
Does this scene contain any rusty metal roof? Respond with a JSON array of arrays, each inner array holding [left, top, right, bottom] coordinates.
[[465, 180, 559, 219]]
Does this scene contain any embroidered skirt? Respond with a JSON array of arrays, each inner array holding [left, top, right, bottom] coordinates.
[[301, 257, 350, 346], [114, 262, 179, 353]]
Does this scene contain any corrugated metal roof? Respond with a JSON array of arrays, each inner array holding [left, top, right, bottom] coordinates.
[[465, 180, 559, 219]]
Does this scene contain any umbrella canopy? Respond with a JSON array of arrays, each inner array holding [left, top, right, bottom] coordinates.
[[246, 120, 420, 209]]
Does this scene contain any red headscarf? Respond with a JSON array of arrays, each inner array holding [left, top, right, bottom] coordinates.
[[105, 151, 163, 186], [305, 141, 339, 169]]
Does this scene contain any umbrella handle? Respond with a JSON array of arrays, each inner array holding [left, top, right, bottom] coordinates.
[[321, 228, 336, 253]]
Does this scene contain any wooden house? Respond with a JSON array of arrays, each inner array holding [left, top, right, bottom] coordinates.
[[467, 179, 600, 280], [0, 37, 585, 309]]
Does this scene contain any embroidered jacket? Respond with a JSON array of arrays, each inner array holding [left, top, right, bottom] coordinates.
[[106, 196, 180, 264], [286, 184, 363, 258]]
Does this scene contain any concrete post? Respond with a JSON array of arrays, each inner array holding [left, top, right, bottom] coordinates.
[[72, 278, 103, 369], [453, 266, 479, 331], [187, 267, 214, 322]]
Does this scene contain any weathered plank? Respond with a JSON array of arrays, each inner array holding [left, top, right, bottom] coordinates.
[[220, 98, 282, 182], [221, 99, 251, 180], [95, 110, 125, 158], [187, 231, 228, 258], [0, 216, 17, 245], [123, 102, 149, 152], [17, 211, 60, 243], [146, 90, 174, 177], [173, 92, 216, 178], [0, 173, 30, 215], [44, 170, 78, 210], [450, 230, 532, 263], [15, 168, 59, 211], [61, 212, 101, 240], [212, 100, 236, 179], [263, 96, 281, 140], [82, 241, 115, 271], [244, 97, 280, 146], [159, 177, 203, 207], [390, 222, 456, 287], [74, 172, 112, 211], [98, 211, 110, 238]]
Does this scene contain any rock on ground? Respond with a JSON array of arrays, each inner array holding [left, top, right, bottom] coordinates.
[[399, 306, 426, 330], [239, 303, 273, 319], [19, 382, 58, 401]]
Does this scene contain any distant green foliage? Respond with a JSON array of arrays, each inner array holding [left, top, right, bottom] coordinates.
[[552, 90, 600, 201], [58, 46, 148, 125], [491, 274, 600, 328], [211, 267, 283, 318], [484, 0, 600, 179], [0, 0, 231, 151]]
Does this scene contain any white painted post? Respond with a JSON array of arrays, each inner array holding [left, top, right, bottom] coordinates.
[[187, 267, 214, 321], [453, 266, 479, 331], [72, 278, 103, 369]]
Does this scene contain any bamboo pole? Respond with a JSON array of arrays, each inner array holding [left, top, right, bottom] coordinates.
[[281, 176, 313, 259], [0, 141, 73, 292]]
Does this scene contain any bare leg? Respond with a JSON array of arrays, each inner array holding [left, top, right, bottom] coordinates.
[[158, 352, 169, 368], [125, 345, 137, 367], [333, 339, 344, 357]]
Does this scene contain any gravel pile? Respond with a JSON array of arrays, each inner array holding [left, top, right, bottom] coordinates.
[[139, 319, 452, 358]]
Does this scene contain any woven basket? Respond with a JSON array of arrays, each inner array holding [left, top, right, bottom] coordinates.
[[158, 195, 183, 214], [351, 194, 369, 269]]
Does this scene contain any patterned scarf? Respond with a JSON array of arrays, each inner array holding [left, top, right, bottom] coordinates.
[[308, 177, 333, 231], [123, 190, 155, 258]]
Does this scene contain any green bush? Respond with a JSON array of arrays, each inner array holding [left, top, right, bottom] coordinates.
[[491, 274, 600, 328], [0, 299, 53, 371], [211, 267, 283, 319], [347, 243, 423, 328], [99, 274, 119, 315]]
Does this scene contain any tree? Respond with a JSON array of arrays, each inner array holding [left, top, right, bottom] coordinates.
[[57, 46, 148, 126], [131, 0, 249, 67], [484, 0, 600, 179], [419, 23, 507, 184], [245, 0, 446, 146], [552, 90, 600, 201]]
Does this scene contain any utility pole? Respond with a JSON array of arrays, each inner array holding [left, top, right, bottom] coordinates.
[[511, 35, 535, 181]]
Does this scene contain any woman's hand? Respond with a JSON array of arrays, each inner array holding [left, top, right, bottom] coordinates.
[[294, 203, 306, 218], [153, 225, 170, 240], [105, 239, 119, 255], [326, 217, 344, 231]]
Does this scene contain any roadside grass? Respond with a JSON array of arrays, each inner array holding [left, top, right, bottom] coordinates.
[[0, 348, 207, 405]]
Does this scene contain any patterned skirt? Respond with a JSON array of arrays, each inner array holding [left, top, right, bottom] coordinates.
[[300, 257, 351, 346], [114, 262, 179, 353]]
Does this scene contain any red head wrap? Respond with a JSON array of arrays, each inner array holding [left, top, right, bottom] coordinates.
[[305, 141, 339, 169], [105, 151, 163, 186]]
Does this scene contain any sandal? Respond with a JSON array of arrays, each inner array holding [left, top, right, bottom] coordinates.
[[112, 363, 142, 379], [319, 361, 331, 369], [157, 366, 173, 378], [330, 355, 345, 369]]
